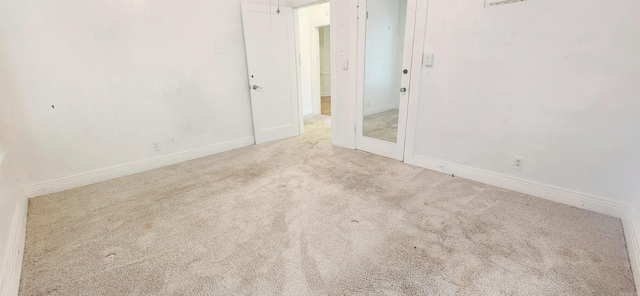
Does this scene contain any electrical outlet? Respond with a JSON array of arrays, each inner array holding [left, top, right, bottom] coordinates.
[[512, 157, 524, 170], [153, 142, 160, 152]]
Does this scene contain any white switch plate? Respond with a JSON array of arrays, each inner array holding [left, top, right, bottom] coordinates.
[[423, 53, 434, 67], [341, 57, 349, 70]]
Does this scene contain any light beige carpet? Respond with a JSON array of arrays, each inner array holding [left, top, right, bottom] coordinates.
[[20, 116, 636, 295], [363, 109, 399, 143]]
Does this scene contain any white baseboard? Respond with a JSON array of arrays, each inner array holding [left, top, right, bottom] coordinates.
[[23, 137, 255, 198], [406, 154, 638, 290], [405, 154, 626, 218], [331, 137, 355, 150], [0, 197, 28, 296], [622, 209, 640, 291], [363, 104, 396, 116]]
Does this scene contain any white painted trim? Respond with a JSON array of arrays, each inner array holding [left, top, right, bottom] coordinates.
[[331, 136, 354, 149], [0, 197, 28, 296], [293, 8, 306, 133], [23, 137, 255, 198], [363, 104, 397, 116], [402, 0, 429, 162], [406, 153, 640, 291], [405, 154, 626, 217], [622, 208, 640, 291]]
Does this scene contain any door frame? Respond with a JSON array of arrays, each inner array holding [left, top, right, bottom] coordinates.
[[292, 0, 331, 134], [292, 0, 358, 150], [316, 25, 331, 99], [310, 22, 329, 116], [354, 0, 419, 161], [402, 0, 429, 163], [241, 2, 300, 144]]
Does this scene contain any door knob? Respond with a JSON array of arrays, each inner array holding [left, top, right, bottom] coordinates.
[[252, 85, 263, 90], [400, 87, 407, 93]]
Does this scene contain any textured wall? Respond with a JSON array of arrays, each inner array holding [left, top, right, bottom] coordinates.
[[0, 0, 279, 186], [410, 0, 640, 208]]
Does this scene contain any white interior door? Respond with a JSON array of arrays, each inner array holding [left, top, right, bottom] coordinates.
[[241, 3, 300, 144], [355, 0, 418, 160]]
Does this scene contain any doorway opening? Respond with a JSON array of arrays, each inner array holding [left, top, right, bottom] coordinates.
[[295, 2, 331, 131], [318, 25, 331, 116]]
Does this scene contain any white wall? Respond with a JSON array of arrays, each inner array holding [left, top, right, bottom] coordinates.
[[297, 2, 330, 115], [405, 1, 640, 278], [409, 0, 640, 211], [329, 0, 358, 149], [0, 0, 284, 188], [333, 0, 640, 281]]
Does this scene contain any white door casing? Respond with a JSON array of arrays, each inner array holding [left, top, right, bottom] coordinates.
[[241, 3, 300, 144], [402, 0, 430, 163]]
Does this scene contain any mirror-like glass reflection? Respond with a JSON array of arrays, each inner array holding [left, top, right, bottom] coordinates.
[[362, 0, 408, 143], [363, 109, 399, 142]]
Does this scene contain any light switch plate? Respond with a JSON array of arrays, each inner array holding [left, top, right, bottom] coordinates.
[[423, 53, 434, 67]]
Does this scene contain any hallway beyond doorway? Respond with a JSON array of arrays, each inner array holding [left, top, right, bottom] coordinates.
[[296, 2, 330, 118], [321, 96, 331, 116]]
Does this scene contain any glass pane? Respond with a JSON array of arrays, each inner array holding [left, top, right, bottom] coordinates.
[[362, 0, 407, 143]]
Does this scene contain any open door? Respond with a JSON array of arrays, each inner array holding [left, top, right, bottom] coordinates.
[[355, 0, 417, 160], [241, 3, 300, 144]]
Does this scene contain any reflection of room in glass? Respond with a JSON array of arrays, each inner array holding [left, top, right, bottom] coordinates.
[[362, 0, 407, 143], [363, 109, 399, 142]]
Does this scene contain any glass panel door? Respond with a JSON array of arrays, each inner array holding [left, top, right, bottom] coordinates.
[[356, 0, 417, 160]]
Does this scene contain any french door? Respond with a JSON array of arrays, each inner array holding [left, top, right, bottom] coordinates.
[[355, 0, 418, 160]]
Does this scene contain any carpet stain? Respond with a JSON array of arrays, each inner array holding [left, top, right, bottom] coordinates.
[[18, 116, 637, 295], [300, 232, 327, 294]]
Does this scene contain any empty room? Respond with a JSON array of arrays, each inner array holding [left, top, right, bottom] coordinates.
[[1, 0, 639, 295]]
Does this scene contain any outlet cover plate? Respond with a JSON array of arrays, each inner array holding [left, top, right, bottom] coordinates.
[[512, 157, 524, 170]]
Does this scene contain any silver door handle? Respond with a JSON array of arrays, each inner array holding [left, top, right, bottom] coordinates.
[[252, 85, 263, 90], [400, 87, 407, 93]]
